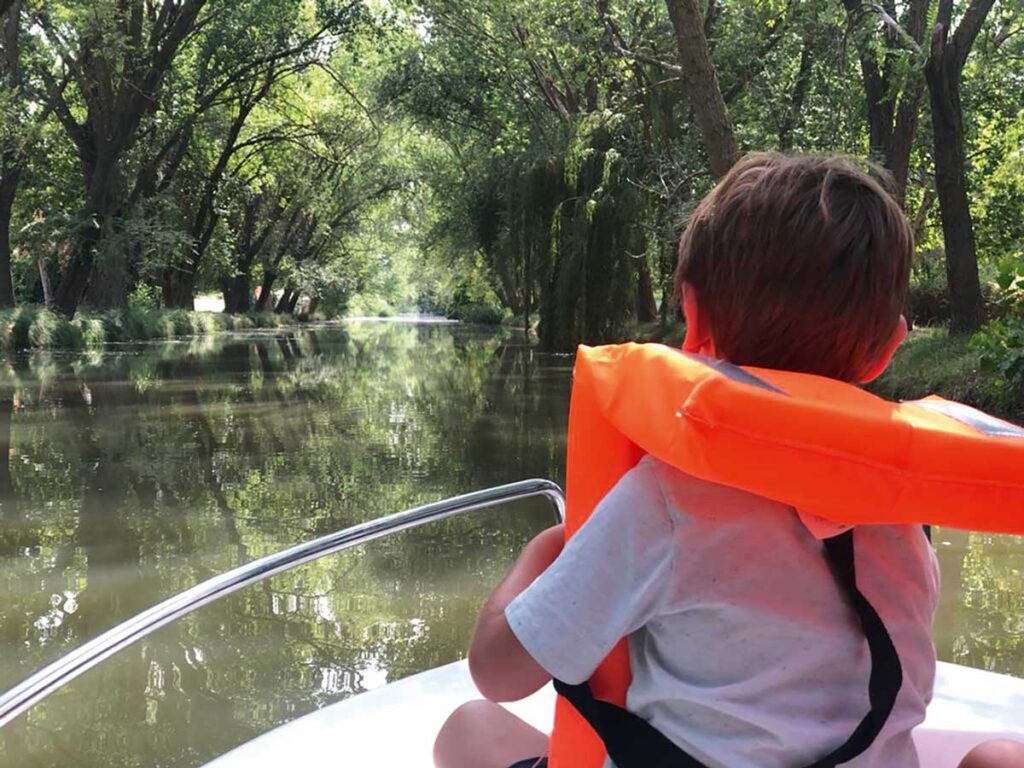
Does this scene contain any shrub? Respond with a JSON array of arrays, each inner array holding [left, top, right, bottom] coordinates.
[[74, 316, 107, 347], [119, 308, 158, 340], [127, 283, 161, 310], [247, 311, 287, 328], [51, 318, 84, 350], [346, 295, 395, 318], [101, 308, 176, 342], [462, 303, 505, 325], [167, 310, 193, 336], [154, 311, 177, 339], [446, 300, 505, 325], [188, 312, 218, 336], [970, 316, 1024, 407], [0, 305, 299, 351], [0, 314, 14, 351]]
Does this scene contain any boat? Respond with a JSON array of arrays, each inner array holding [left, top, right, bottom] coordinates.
[[0, 480, 1021, 768]]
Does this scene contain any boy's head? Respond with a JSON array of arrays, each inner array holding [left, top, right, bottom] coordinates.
[[675, 152, 912, 383]]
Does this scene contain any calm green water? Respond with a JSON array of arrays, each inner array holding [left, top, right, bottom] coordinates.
[[0, 320, 1019, 767]]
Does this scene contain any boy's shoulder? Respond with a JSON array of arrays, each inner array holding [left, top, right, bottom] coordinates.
[[632, 453, 793, 528], [629, 455, 930, 550]]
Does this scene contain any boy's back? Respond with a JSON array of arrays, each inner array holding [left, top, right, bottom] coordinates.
[[436, 154, 943, 768], [506, 455, 939, 767]]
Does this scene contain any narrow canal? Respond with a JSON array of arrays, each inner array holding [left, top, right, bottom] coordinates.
[[0, 321, 1020, 767]]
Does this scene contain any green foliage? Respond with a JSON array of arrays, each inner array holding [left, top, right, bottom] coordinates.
[[971, 316, 1024, 408], [127, 283, 162, 311], [0, 0, 1021, 346], [909, 249, 951, 326], [454, 303, 505, 325], [347, 294, 396, 318], [75, 315, 107, 347], [102, 308, 172, 342]]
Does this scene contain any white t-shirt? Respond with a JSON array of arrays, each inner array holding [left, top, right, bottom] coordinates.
[[505, 455, 939, 768]]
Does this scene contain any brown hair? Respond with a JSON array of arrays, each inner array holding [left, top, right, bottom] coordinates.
[[674, 152, 913, 382]]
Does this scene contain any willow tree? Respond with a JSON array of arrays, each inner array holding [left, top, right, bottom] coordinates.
[[390, 0, 669, 349]]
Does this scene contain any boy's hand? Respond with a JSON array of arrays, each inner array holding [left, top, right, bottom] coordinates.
[[468, 524, 565, 702]]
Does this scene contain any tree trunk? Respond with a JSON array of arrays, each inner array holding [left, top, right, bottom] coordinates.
[[841, 0, 931, 206], [179, 95, 260, 306], [254, 271, 277, 312], [46, 1, 208, 318], [37, 257, 51, 307], [53, 152, 119, 317], [53, 229, 101, 317], [163, 268, 196, 310], [664, 0, 738, 179], [926, 61, 984, 333], [777, 21, 815, 150], [0, 0, 20, 309], [635, 256, 657, 323], [84, 252, 129, 309], [0, 171, 18, 308], [223, 273, 253, 314], [924, 0, 995, 333], [275, 285, 295, 314]]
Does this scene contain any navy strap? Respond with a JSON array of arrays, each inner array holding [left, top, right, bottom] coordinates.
[[553, 529, 903, 768]]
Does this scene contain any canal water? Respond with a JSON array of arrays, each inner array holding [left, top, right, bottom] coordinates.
[[0, 320, 1020, 767]]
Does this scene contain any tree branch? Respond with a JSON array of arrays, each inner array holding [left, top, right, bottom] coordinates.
[[949, 0, 998, 72], [613, 44, 683, 75]]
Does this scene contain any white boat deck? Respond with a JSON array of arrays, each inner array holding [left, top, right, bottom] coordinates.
[[206, 660, 1024, 768]]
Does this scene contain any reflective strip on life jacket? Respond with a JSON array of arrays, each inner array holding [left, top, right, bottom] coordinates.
[[548, 343, 1024, 768]]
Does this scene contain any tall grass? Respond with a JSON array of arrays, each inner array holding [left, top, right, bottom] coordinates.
[[0, 306, 298, 353]]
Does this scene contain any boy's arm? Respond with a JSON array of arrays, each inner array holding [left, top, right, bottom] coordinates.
[[468, 523, 565, 702]]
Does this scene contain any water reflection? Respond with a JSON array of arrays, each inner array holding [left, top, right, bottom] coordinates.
[[0, 323, 568, 767], [0, 321, 1018, 767]]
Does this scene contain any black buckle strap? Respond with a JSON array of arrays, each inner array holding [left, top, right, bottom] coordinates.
[[553, 529, 904, 768]]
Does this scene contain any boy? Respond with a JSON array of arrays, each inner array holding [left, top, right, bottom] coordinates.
[[432, 154, 1000, 768]]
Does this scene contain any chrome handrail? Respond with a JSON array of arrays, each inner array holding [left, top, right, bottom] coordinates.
[[0, 478, 565, 728]]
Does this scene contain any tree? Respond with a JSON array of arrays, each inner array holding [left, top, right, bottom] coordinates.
[[664, 0, 738, 178], [160, 0, 355, 308], [841, 0, 931, 203], [925, 0, 998, 333], [0, 0, 68, 308], [37, 0, 209, 316], [0, 0, 21, 308], [222, 187, 285, 313]]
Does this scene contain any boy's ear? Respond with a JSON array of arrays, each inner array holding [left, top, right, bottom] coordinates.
[[681, 282, 714, 356], [859, 315, 908, 384]]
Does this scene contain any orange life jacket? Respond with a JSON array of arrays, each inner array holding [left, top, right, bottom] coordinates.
[[548, 343, 1024, 768]]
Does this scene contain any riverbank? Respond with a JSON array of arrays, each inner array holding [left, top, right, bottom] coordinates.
[[0, 306, 306, 352], [868, 326, 1013, 414], [2, 308, 1018, 424]]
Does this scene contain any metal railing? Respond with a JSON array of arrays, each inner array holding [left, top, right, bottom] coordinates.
[[0, 478, 565, 728]]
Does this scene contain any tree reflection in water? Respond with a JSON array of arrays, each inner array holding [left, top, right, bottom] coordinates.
[[0, 322, 568, 767], [0, 321, 1018, 767]]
